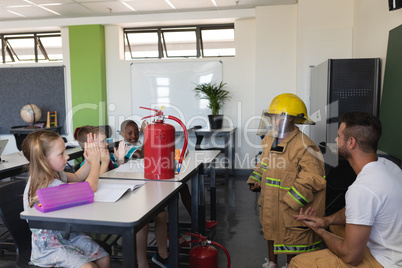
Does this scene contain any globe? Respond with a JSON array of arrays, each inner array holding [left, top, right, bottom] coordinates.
[[21, 104, 42, 124]]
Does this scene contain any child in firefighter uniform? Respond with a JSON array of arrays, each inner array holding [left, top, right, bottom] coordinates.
[[248, 93, 326, 268]]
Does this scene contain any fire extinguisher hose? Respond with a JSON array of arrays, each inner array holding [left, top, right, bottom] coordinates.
[[166, 115, 188, 173], [185, 233, 231, 268], [210, 240, 231, 268]]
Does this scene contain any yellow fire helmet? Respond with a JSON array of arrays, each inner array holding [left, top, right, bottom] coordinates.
[[267, 93, 315, 125]]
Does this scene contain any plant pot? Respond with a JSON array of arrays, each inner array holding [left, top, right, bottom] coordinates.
[[208, 115, 223, 129]]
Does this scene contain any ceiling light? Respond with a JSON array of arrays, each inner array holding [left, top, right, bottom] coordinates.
[[121, 1, 136, 12], [7, 5, 31, 8], [38, 6, 61, 16], [164, 0, 176, 9], [41, 3, 62, 7], [23, 0, 61, 16], [7, 10, 26, 17]]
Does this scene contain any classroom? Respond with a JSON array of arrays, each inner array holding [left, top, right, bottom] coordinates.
[[1, 0, 402, 267]]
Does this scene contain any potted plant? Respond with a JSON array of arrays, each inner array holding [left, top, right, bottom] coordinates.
[[194, 81, 231, 129]]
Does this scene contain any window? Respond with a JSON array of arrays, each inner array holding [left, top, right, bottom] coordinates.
[[200, 27, 235, 57], [124, 24, 235, 60], [0, 32, 62, 64]]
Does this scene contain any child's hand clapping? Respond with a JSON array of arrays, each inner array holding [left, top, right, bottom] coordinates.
[[100, 146, 110, 164], [114, 140, 127, 162], [84, 133, 100, 165], [141, 120, 148, 133]]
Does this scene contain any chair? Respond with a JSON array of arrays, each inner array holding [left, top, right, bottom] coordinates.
[[194, 127, 225, 153], [11, 125, 29, 151], [0, 180, 34, 267], [324, 159, 356, 215]]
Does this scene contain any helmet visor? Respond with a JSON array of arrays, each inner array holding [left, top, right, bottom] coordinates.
[[256, 111, 273, 137], [265, 113, 294, 139]]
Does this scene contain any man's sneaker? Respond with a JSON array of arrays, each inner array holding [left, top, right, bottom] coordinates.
[[262, 258, 278, 268], [281, 264, 288, 268], [152, 252, 169, 268]]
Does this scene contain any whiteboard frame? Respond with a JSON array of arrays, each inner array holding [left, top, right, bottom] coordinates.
[[130, 61, 223, 129]]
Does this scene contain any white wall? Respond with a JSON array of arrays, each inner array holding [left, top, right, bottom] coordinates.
[[353, 0, 402, 92], [252, 5, 297, 163], [297, 0, 353, 117]]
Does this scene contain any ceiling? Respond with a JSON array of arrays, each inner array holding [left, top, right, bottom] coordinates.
[[0, 0, 296, 22]]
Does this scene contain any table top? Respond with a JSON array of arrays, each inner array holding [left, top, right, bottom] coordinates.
[[10, 126, 61, 134], [194, 126, 237, 134], [175, 126, 237, 135], [100, 150, 221, 182], [21, 180, 182, 227], [0, 152, 29, 173], [65, 146, 84, 159]]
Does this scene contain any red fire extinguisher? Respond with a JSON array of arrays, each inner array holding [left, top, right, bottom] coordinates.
[[185, 233, 231, 268], [140, 106, 188, 180]]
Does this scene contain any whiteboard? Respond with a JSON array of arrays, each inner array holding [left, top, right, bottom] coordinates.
[[131, 61, 222, 129]]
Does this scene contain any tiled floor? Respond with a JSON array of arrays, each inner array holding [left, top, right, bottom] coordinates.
[[0, 175, 286, 268]]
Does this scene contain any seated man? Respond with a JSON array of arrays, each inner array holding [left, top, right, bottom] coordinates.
[[290, 111, 402, 268]]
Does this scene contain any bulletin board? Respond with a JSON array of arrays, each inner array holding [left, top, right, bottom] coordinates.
[[130, 61, 222, 129], [0, 66, 66, 134], [378, 24, 402, 160]]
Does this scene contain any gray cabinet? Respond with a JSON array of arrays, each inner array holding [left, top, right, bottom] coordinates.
[[310, 58, 381, 215], [310, 58, 381, 162]]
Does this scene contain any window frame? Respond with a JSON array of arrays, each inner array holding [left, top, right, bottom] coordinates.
[[124, 24, 235, 60], [0, 31, 62, 64]]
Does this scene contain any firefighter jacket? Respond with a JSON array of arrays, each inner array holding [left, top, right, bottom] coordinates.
[[247, 127, 326, 255]]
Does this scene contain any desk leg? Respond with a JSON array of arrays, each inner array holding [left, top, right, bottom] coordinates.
[[211, 158, 216, 221], [224, 134, 230, 185], [168, 194, 179, 267], [122, 228, 136, 268], [191, 171, 199, 233], [232, 130, 236, 176], [199, 164, 206, 235]]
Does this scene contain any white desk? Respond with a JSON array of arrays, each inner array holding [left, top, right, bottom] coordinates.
[[100, 150, 221, 234], [21, 180, 183, 268], [0, 152, 29, 179]]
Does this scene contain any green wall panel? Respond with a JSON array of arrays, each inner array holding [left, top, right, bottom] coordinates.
[[379, 24, 402, 160], [69, 25, 107, 131]]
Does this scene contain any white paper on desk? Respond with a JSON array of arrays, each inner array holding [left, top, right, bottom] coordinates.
[[94, 181, 146, 202], [115, 159, 144, 173]]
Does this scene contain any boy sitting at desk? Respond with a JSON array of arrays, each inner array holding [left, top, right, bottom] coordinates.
[[77, 124, 169, 268], [77, 125, 126, 171], [119, 120, 145, 159]]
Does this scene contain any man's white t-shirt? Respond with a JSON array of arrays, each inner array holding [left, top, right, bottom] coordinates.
[[345, 157, 402, 268]]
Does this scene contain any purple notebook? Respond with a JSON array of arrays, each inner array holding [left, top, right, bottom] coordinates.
[[35, 182, 94, 213]]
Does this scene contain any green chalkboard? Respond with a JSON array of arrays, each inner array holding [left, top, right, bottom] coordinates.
[[379, 24, 402, 160]]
